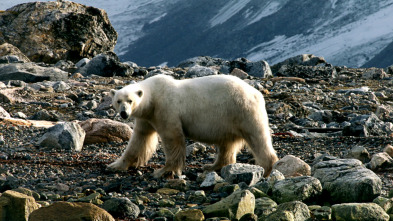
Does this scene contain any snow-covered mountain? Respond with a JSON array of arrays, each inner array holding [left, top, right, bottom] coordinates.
[[2, 0, 393, 68]]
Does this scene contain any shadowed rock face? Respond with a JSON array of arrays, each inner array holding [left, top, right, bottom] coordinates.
[[0, 1, 117, 64]]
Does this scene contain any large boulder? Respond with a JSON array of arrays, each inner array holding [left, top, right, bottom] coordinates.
[[331, 203, 389, 221], [0, 1, 117, 63], [271, 54, 327, 73], [312, 158, 382, 203], [271, 176, 322, 203], [0, 63, 68, 83], [0, 190, 41, 221]]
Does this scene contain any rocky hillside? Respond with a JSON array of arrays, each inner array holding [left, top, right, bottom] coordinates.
[[2, 0, 393, 68]]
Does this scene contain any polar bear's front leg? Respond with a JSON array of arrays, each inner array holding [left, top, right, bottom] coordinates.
[[153, 130, 186, 178], [108, 119, 158, 171]]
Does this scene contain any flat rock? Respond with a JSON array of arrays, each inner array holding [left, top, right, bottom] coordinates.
[[331, 203, 389, 221], [0, 43, 30, 63], [264, 201, 311, 221], [37, 122, 86, 151], [272, 176, 322, 203], [273, 155, 311, 177], [0, 190, 40, 221], [312, 159, 382, 203], [221, 163, 264, 186], [0, 63, 68, 83]]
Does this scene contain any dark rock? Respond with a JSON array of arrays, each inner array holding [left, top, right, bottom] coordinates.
[[276, 64, 337, 80], [229, 58, 272, 78], [0, 43, 30, 63], [177, 56, 226, 68], [0, 1, 117, 63], [271, 54, 327, 74], [221, 163, 264, 186], [102, 197, 140, 219], [0, 63, 68, 83], [77, 52, 133, 77]]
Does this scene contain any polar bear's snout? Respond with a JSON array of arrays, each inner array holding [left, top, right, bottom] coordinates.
[[120, 111, 128, 119]]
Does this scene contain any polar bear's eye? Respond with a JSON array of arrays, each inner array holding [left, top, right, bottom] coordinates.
[[117, 100, 121, 104], [128, 100, 132, 103]]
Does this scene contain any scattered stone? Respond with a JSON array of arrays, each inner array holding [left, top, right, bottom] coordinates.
[[312, 159, 382, 203], [0, 1, 117, 63], [174, 209, 205, 221], [13, 112, 27, 119], [272, 155, 311, 177], [230, 68, 248, 79], [220, 163, 264, 186], [156, 188, 179, 195], [384, 144, 393, 157], [37, 122, 86, 152], [53, 81, 71, 92], [239, 213, 258, 221], [345, 145, 370, 163], [78, 118, 132, 145], [188, 190, 207, 204], [77, 52, 133, 77], [271, 54, 327, 73], [29, 109, 61, 121], [362, 68, 388, 79], [264, 201, 311, 221], [0, 190, 40, 221], [202, 190, 255, 220], [331, 203, 389, 221], [229, 58, 272, 78], [186, 142, 207, 157], [309, 205, 332, 221], [102, 197, 140, 219], [272, 176, 322, 203], [0, 106, 10, 118], [164, 179, 188, 191], [254, 197, 277, 219], [200, 172, 224, 188], [369, 152, 393, 171], [185, 65, 218, 78], [29, 202, 115, 221], [177, 56, 225, 68], [0, 63, 68, 83], [372, 196, 393, 213]]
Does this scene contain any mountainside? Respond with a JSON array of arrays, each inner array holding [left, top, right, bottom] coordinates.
[[2, 0, 393, 68]]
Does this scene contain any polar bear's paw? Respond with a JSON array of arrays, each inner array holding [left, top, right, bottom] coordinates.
[[107, 159, 129, 171]]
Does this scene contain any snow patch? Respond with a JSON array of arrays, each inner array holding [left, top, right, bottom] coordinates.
[[149, 13, 167, 24], [247, 0, 287, 25], [209, 0, 251, 27]]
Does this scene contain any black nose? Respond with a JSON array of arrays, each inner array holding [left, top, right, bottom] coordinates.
[[120, 111, 128, 119]]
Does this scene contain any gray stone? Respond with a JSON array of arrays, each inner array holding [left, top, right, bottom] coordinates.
[[75, 58, 90, 68], [230, 58, 272, 78], [221, 163, 264, 186], [0, 63, 68, 83], [265, 201, 311, 221], [202, 190, 255, 220], [174, 209, 205, 221], [254, 197, 277, 218], [345, 145, 370, 163], [102, 197, 140, 219], [272, 176, 322, 203], [0, 1, 117, 63], [177, 56, 226, 68], [0, 106, 10, 118], [29, 109, 60, 121], [272, 155, 311, 177], [29, 201, 115, 221], [53, 81, 71, 92], [37, 122, 85, 152], [271, 54, 327, 73], [309, 205, 332, 221], [200, 172, 224, 188], [312, 159, 382, 203], [276, 64, 337, 80], [372, 196, 393, 213], [0, 43, 30, 63], [185, 65, 218, 78], [77, 52, 133, 77], [331, 203, 389, 221], [362, 68, 388, 79], [369, 152, 393, 171]]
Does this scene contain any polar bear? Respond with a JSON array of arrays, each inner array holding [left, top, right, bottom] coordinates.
[[108, 74, 278, 178]]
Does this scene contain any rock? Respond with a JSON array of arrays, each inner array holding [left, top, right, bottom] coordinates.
[[345, 145, 370, 163], [0, 190, 40, 221], [185, 65, 218, 78], [75, 58, 90, 68], [0, 1, 117, 63], [174, 209, 205, 221], [312, 159, 382, 203], [188, 190, 207, 204], [373, 196, 393, 213], [78, 118, 132, 145], [12, 187, 40, 201], [271, 54, 327, 73], [248, 187, 268, 199], [13, 112, 27, 119], [362, 68, 388, 79], [0, 63, 68, 83], [37, 122, 86, 152], [202, 190, 255, 220], [272, 155, 311, 177], [309, 205, 332, 221], [369, 152, 393, 171], [331, 203, 389, 221], [77, 52, 133, 77], [102, 197, 140, 219], [272, 176, 322, 203], [186, 142, 207, 157], [264, 201, 311, 221], [0, 43, 30, 63], [254, 197, 277, 218], [239, 213, 258, 221], [0, 106, 10, 118], [200, 172, 224, 188], [229, 58, 272, 78], [384, 144, 393, 157], [230, 68, 248, 79], [156, 188, 179, 195], [55, 60, 77, 73], [53, 81, 71, 92], [343, 113, 387, 137], [29, 109, 61, 121], [164, 179, 188, 191], [220, 163, 265, 186], [177, 56, 226, 68], [276, 64, 337, 80], [29, 202, 115, 221]]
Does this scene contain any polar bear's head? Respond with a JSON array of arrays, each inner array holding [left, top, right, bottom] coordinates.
[[110, 86, 144, 120]]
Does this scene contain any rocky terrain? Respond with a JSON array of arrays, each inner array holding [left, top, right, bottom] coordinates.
[[0, 1, 393, 221]]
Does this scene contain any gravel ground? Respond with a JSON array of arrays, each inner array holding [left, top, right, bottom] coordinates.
[[1, 73, 393, 219]]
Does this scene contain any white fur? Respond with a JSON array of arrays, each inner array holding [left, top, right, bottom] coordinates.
[[108, 74, 278, 177]]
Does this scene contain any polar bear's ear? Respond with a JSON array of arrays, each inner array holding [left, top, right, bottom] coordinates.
[[109, 89, 117, 98], [136, 90, 143, 97]]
